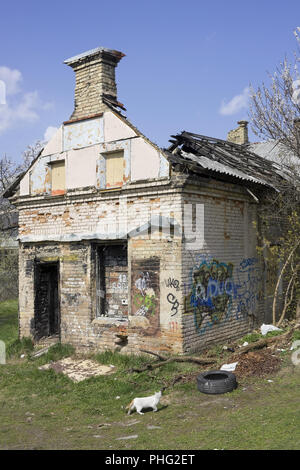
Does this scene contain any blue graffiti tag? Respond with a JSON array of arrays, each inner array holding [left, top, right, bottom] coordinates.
[[185, 256, 261, 335]]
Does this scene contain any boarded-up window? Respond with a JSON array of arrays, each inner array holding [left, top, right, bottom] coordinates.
[[51, 161, 65, 196], [106, 151, 124, 188]]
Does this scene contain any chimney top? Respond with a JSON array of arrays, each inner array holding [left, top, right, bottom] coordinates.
[[237, 120, 248, 127], [227, 120, 249, 145], [65, 46, 125, 121], [64, 47, 125, 67]]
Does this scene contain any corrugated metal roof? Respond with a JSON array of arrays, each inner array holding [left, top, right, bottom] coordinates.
[[248, 141, 300, 173], [165, 131, 299, 191]]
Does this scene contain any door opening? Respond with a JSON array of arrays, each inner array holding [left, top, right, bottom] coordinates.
[[34, 262, 60, 340]]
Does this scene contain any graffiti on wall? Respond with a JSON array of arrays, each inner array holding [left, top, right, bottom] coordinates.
[[163, 277, 180, 318], [133, 271, 156, 316], [167, 293, 179, 316], [235, 257, 263, 319], [131, 258, 160, 335], [184, 255, 262, 335], [164, 277, 180, 292], [111, 273, 128, 293]]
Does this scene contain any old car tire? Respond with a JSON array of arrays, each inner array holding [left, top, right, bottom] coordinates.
[[197, 370, 237, 394]]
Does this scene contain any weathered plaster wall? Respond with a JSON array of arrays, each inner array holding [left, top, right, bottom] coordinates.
[[63, 118, 104, 151], [19, 111, 170, 198], [104, 111, 136, 141], [130, 138, 160, 181], [41, 126, 63, 157], [66, 146, 98, 189]]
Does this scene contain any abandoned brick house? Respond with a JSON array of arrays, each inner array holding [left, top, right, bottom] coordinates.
[[4, 47, 297, 354]]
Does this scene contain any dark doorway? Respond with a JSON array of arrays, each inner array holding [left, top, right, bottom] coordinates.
[[34, 262, 60, 339]]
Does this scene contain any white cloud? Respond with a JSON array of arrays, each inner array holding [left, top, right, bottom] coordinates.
[[219, 87, 250, 116], [0, 91, 40, 134], [0, 66, 22, 95], [44, 126, 58, 141], [0, 66, 53, 135]]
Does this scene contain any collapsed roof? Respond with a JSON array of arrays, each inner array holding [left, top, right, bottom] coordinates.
[[165, 131, 300, 192]]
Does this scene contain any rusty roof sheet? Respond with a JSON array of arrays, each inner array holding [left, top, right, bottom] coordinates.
[[165, 131, 299, 191]]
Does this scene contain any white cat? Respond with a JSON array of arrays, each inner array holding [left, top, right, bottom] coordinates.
[[126, 389, 164, 415]]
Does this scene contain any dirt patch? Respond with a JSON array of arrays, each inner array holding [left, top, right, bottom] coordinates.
[[39, 358, 115, 382], [233, 350, 281, 378]]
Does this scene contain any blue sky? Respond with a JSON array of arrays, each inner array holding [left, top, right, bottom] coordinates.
[[0, 0, 299, 162]]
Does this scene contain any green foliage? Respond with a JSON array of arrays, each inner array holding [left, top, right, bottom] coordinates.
[[0, 299, 18, 345], [7, 337, 34, 358], [0, 248, 18, 302], [34, 343, 75, 365], [256, 203, 300, 324], [208, 344, 224, 356], [240, 329, 284, 345], [94, 350, 149, 369], [292, 330, 300, 341], [241, 332, 262, 343], [265, 330, 284, 338]]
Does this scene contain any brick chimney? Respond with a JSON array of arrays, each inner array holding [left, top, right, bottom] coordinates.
[[227, 120, 249, 145], [64, 47, 125, 120]]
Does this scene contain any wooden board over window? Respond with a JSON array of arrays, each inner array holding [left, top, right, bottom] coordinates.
[[106, 151, 124, 188], [51, 161, 65, 196]]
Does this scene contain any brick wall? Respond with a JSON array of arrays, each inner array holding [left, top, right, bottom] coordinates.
[[181, 178, 263, 352], [18, 173, 267, 355], [18, 186, 184, 354]]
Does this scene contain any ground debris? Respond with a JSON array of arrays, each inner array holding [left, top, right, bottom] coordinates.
[[38, 358, 115, 382], [129, 350, 217, 373], [233, 350, 281, 377]]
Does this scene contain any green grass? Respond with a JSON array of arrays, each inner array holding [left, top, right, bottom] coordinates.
[[0, 299, 19, 346], [292, 330, 300, 341], [240, 332, 262, 343], [240, 328, 285, 344], [0, 300, 299, 450], [265, 329, 285, 338], [33, 343, 76, 365], [7, 337, 34, 358]]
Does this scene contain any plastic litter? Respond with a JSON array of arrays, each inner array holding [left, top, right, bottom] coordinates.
[[220, 362, 238, 372], [260, 324, 282, 336], [290, 340, 300, 351]]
